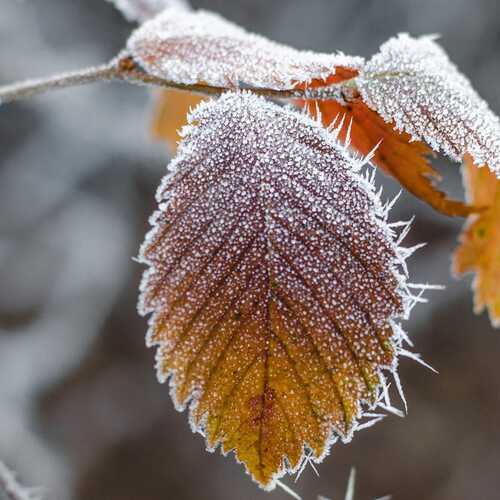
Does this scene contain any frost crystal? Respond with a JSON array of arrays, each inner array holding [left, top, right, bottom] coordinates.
[[138, 91, 420, 488], [108, 0, 190, 23], [358, 33, 500, 176], [127, 9, 364, 90]]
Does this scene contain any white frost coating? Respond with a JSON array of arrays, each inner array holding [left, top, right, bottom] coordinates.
[[127, 9, 364, 90], [344, 468, 357, 500], [358, 33, 500, 176], [137, 92, 427, 488], [0, 461, 42, 500], [275, 480, 302, 500], [108, 0, 190, 23]]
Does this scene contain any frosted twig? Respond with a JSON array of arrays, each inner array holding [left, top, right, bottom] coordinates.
[[0, 56, 359, 106], [0, 64, 119, 105]]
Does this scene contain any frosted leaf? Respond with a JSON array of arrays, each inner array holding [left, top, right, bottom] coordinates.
[[138, 91, 418, 488], [358, 33, 500, 176], [151, 89, 206, 152], [108, 0, 190, 23], [127, 9, 364, 90]]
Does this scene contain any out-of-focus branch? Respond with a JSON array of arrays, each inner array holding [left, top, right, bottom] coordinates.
[[0, 461, 41, 500]]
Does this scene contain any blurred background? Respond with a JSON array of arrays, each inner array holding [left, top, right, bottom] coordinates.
[[1, 1, 500, 499]]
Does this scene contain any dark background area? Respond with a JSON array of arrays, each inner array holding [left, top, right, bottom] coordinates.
[[1, 1, 500, 499]]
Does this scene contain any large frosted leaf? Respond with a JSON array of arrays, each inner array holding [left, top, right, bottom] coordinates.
[[127, 9, 364, 89], [357, 34, 500, 177], [138, 92, 416, 488]]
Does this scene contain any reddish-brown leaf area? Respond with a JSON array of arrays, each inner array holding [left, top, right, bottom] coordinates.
[[138, 92, 410, 488], [454, 155, 500, 326], [302, 97, 475, 217]]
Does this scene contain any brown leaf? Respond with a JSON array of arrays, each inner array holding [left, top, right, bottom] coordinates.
[[454, 155, 500, 327], [303, 97, 475, 217], [138, 92, 415, 488], [151, 89, 205, 151]]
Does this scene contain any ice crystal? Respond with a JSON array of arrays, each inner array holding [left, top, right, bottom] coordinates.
[[358, 33, 500, 176], [108, 0, 190, 23], [138, 91, 421, 488], [127, 9, 364, 90]]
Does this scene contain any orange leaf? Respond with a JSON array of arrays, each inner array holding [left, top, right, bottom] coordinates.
[[454, 155, 500, 327], [304, 97, 475, 217], [151, 89, 205, 152], [139, 93, 416, 488]]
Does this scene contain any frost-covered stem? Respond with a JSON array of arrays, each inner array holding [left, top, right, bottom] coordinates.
[[113, 62, 359, 100], [114, 67, 307, 98], [0, 56, 359, 105], [0, 64, 119, 104]]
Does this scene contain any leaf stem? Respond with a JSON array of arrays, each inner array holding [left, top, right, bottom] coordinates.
[[0, 64, 120, 104], [0, 56, 359, 105]]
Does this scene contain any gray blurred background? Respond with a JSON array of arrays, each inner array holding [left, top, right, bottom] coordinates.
[[1, 1, 500, 499]]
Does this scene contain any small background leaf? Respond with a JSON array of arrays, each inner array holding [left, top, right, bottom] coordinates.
[[454, 155, 500, 326]]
